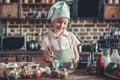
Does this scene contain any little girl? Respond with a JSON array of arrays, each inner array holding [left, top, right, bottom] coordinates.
[[41, 1, 80, 71]]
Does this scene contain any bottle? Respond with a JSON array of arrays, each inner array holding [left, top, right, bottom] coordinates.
[[96, 52, 104, 76], [105, 33, 111, 48], [90, 47, 95, 65], [111, 49, 120, 63], [103, 48, 111, 69]]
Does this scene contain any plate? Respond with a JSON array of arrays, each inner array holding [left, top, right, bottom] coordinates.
[[104, 72, 120, 80]]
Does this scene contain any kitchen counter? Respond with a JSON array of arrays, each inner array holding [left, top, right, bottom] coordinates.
[[0, 69, 113, 80], [39, 69, 112, 80]]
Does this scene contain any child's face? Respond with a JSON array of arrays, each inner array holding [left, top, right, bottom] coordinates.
[[52, 17, 69, 33]]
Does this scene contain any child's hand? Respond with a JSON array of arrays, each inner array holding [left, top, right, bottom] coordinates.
[[72, 59, 79, 68], [73, 59, 79, 64], [48, 51, 54, 57], [44, 51, 54, 63], [44, 54, 53, 63]]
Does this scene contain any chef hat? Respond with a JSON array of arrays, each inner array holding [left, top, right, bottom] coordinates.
[[47, 1, 70, 21]]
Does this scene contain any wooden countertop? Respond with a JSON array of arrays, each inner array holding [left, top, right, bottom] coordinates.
[[0, 69, 113, 80], [39, 69, 112, 80]]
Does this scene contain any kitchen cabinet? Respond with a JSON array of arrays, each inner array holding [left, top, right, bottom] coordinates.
[[104, 0, 120, 20], [104, 4, 120, 20], [0, 4, 19, 18]]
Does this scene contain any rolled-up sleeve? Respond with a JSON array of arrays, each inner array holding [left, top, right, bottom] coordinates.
[[41, 36, 48, 51]]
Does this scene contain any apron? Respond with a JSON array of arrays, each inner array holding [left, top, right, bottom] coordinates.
[[48, 34, 76, 72]]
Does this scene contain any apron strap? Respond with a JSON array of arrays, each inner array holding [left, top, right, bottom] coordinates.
[[47, 34, 52, 52]]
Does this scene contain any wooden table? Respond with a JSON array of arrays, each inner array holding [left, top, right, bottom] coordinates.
[[0, 69, 113, 80]]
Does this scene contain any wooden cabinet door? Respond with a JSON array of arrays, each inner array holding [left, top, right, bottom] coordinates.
[[0, 56, 16, 62], [0, 4, 19, 18], [104, 4, 120, 20]]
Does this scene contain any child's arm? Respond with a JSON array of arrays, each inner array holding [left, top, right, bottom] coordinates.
[[73, 46, 80, 63]]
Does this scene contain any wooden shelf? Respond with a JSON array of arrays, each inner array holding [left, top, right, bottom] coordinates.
[[0, 2, 72, 5], [0, 17, 50, 20]]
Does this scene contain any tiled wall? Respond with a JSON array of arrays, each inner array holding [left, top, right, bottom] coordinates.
[[71, 19, 120, 44]]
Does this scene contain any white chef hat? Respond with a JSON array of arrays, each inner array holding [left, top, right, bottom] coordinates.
[[47, 1, 70, 21]]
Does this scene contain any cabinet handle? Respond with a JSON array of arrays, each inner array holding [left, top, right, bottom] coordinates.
[[5, 58, 9, 63], [112, 14, 116, 18], [22, 56, 27, 60], [5, 58, 8, 61], [21, 56, 29, 62]]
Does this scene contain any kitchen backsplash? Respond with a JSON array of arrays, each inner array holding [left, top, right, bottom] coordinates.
[[2, 19, 120, 44]]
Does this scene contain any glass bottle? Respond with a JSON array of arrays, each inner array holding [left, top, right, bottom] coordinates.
[[103, 48, 111, 69], [96, 52, 104, 76], [111, 49, 120, 63]]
